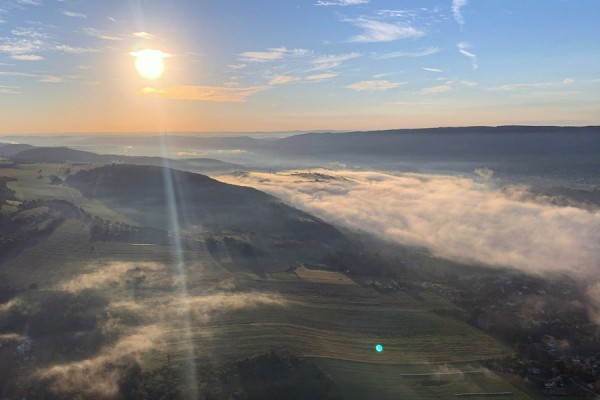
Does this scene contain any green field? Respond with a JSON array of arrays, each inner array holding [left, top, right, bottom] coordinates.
[[2, 163, 135, 223], [314, 358, 538, 400]]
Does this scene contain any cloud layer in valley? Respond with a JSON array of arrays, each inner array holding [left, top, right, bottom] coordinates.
[[220, 170, 600, 276]]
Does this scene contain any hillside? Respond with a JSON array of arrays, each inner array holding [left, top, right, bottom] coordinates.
[[10, 146, 242, 170], [0, 143, 35, 157], [66, 164, 344, 243], [11, 147, 105, 163], [266, 126, 600, 158]]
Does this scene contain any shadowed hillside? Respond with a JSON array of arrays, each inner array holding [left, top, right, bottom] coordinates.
[[266, 126, 600, 157], [0, 143, 34, 157], [10, 147, 242, 171], [66, 164, 344, 243]]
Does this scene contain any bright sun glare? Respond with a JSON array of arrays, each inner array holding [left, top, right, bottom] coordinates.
[[131, 49, 169, 80]]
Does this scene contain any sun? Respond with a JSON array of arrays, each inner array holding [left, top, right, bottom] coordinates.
[[130, 49, 169, 80]]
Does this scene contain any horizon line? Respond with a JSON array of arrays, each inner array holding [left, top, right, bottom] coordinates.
[[2, 124, 600, 137]]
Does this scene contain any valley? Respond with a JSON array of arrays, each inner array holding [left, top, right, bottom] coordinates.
[[0, 160, 548, 399]]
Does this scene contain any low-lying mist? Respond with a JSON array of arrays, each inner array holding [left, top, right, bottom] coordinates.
[[220, 170, 599, 275], [32, 262, 287, 398]]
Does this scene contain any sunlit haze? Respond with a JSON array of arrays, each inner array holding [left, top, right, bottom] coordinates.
[[0, 0, 599, 133]]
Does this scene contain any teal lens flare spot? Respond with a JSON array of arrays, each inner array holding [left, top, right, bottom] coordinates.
[[375, 344, 383, 352]]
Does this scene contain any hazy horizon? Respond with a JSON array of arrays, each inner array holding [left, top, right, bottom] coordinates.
[[2, 123, 600, 137]]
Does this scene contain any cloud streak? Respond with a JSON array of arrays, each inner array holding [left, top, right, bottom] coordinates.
[[347, 79, 406, 91], [374, 47, 440, 60], [61, 10, 87, 18], [452, 0, 468, 25], [11, 54, 43, 60], [421, 84, 451, 94], [316, 0, 369, 6], [490, 78, 575, 91], [349, 18, 423, 43], [239, 47, 311, 63], [306, 52, 362, 72], [269, 75, 300, 85], [141, 85, 265, 102], [457, 41, 478, 69]]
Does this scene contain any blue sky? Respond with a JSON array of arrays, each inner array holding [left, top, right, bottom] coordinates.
[[1, 0, 599, 133]]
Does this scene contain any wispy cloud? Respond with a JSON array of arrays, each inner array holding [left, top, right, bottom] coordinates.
[[11, 27, 49, 39], [0, 71, 38, 77], [315, 0, 369, 6], [239, 47, 311, 63], [17, 0, 42, 6], [0, 85, 20, 94], [347, 79, 406, 91], [55, 44, 100, 53], [141, 85, 265, 102], [11, 53, 43, 60], [133, 31, 156, 40], [269, 75, 300, 85], [240, 48, 286, 62], [510, 90, 581, 100], [349, 18, 424, 43], [421, 84, 452, 94], [457, 41, 478, 69], [313, 52, 363, 65], [372, 72, 404, 78], [422, 67, 443, 73], [61, 10, 86, 18], [490, 78, 575, 91], [290, 48, 313, 57], [452, 0, 468, 25], [374, 47, 440, 60], [387, 100, 436, 107], [307, 52, 362, 72], [460, 80, 478, 87], [38, 75, 63, 83], [83, 27, 123, 41], [0, 37, 43, 54], [376, 9, 415, 18], [306, 72, 338, 81], [0, 70, 63, 83]]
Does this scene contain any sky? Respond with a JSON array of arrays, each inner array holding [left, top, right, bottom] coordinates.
[[0, 0, 599, 134]]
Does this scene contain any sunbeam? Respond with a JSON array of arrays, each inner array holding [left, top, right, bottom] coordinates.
[[158, 134, 199, 399]]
